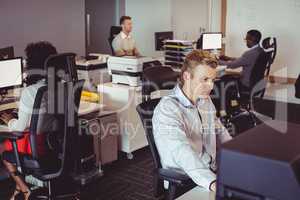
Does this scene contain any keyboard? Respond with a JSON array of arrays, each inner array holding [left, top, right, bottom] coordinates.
[[0, 108, 18, 125]]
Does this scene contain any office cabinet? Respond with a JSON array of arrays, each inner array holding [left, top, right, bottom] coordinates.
[[80, 111, 119, 167], [96, 113, 119, 165], [98, 83, 147, 159]]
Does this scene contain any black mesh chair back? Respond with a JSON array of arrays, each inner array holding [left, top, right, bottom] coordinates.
[[45, 53, 78, 83], [137, 98, 196, 199], [29, 86, 62, 161], [108, 26, 122, 55], [262, 37, 277, 76], [136, 98, 161, 169], [248, 51, 270, 98], [142, 66, 179, 102]]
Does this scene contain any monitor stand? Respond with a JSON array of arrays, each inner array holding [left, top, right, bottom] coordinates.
[[211, 49, 220, 57]]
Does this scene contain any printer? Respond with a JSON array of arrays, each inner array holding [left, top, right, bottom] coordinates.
[[76, 54, 111, 91], [217, 121, 300, 200], [107, 56, 161, 87]]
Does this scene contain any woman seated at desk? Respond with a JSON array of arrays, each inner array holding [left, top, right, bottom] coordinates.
[[152, 50, 232, 192], [0, 41, 57, 200]]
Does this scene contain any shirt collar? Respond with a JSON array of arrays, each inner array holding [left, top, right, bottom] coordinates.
[[173, 84, 194, 108], [173, 84, 210, 108], [120, 31, 131, 39], [250, 44, 259, 50]]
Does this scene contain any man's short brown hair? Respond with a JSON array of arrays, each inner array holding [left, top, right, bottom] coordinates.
[[180, 50, 218, 86], [120, 16, 132, 25]]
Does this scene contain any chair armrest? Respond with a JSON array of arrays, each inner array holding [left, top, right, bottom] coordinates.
[[158, 168, 192, 185], [0, 131, 24, 140]]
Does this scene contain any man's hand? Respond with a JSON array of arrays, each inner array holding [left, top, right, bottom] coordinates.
[[210, 181, 217, 192], [219, 55, 234, 61], [0, 112, 14, 124]]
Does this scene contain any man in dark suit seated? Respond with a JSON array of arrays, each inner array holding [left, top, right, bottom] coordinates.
[[219, 30, 263, 89]]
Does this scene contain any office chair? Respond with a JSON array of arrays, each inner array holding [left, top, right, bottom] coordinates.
[[0, 80, 84, 200], [240, 37, 277, 105], [222, 38, 276, 118], [108, 26, 122, 55], [262, 37, 277, 76], [136, 99, 196, 200], [142, 66, 179, 102], [0, 53, 84, 199], [226, 51, 270, 130]]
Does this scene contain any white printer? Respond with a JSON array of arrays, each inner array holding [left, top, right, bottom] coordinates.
[[107, 56, 159, 87], [76, 54, 111, 91]]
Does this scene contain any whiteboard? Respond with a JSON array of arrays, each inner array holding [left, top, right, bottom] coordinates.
[[226, 0, 300, 78]]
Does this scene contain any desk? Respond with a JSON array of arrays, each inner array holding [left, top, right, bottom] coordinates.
[[176, 187, 215, 200]]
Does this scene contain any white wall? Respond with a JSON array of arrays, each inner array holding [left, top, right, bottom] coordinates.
[[226, 0, 300, 78], [171, 0, 209, 41], [125, 0, 214, 57], [125, 0, 172, 57], [210, 0, 221, 32]]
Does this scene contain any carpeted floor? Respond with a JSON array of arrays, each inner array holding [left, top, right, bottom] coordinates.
[[0, 147, 163, 200], [80, 148, 161, 200]]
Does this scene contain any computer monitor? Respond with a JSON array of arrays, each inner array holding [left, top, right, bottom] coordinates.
[[155, 31, 174, 51], [0, 57, 23, 93], [0, 46, 14, 60], [202, 32, 222, 50]]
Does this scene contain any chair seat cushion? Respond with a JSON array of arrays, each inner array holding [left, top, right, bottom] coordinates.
[[2, 151, 61, 181]]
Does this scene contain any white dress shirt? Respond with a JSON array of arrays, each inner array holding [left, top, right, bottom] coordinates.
[[152, 84, 232, 190], [8, 80, 45, 131], [112, 31, 139, 56]]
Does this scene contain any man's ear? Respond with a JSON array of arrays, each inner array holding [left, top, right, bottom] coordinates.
[[183, 71, 191, 82]]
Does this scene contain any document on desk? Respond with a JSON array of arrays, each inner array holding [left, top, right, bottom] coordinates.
[[79, 101, 105, 116], [0, 125, 10, 132], [225, 67, 242, 74]]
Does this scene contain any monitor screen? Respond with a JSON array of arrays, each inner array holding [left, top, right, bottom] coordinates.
[[0, 58, 23, 89], [155, 31, 174, 51], [202, 33, 222, 50], [0, 46, 14, 59]]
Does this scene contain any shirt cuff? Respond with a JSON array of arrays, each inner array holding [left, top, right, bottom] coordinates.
[[201, 173, 217, 191], [218, 60, 227, 66]]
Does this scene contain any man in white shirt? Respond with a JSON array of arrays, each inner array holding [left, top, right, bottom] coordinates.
[[112, 16, 141, 57], [152, 50, 232, 192]]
